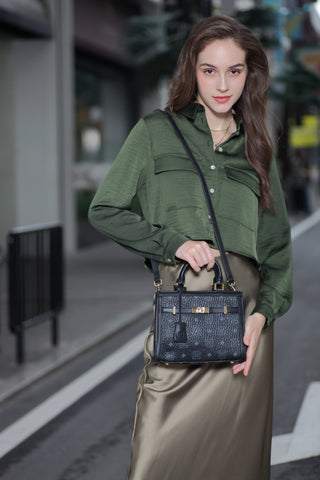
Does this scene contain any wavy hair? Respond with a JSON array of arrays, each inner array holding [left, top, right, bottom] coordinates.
[[168, 15, 273, 210]]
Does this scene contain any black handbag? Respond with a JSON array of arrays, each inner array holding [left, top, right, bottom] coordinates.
[[153, 261, 246, 364], [151, 110, 247, 365]]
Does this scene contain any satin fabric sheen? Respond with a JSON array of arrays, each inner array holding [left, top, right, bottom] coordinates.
[[127, 254, 273, 480]]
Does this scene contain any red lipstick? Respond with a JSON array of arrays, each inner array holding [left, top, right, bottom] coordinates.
[[213, 96, 231, 103]]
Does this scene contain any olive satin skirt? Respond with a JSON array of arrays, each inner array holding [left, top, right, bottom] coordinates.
[[127, 254, 274, 480]]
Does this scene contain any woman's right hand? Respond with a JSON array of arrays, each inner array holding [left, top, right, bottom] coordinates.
[[175, 240, 220, 272]]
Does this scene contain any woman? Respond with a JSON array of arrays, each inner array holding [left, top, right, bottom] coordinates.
[[89, 15, 292, 480]]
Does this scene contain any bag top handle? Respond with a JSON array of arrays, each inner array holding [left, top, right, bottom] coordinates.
[[175, 261, 224, 291]]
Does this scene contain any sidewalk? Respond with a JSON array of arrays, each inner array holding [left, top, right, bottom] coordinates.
[[0, 240, 154, 403]]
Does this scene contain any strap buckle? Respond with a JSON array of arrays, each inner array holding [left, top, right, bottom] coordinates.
[[228, 281, 238, 292], [154, 280, 162, 291]]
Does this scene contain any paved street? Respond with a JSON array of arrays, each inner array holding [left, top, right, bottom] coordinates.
[[0, 314, 149, 480], [0, 212, 319, 479]]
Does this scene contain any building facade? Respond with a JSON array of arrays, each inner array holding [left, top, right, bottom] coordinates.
[[0, 0, 75, 252], [2, 0, 316, 253], [0, 0, 149, 252]]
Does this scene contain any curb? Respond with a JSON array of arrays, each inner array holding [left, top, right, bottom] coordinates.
[[0, 301, 152, 404]]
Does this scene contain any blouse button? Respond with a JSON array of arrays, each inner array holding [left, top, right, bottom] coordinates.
[[210, 165, 216, 170], [218, 146, 223, 152], [210, 188, 215, 194]]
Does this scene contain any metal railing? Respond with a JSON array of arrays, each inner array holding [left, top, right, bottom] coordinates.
[[7, 222, 64, 363]]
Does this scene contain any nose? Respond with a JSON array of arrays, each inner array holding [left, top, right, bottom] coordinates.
[[217, 74, 229, 92]]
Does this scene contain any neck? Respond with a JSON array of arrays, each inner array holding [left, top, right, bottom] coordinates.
[[205, 110, 233, 131], [209, 117, 233, 133]]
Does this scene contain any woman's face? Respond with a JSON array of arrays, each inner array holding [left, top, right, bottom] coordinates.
[[195, 38, 247, 118]]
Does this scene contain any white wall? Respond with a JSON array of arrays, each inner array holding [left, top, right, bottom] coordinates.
[[12, 40, 60, 226]]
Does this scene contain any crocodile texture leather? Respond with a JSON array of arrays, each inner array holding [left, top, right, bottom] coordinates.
[[154, 290, 246, 364]]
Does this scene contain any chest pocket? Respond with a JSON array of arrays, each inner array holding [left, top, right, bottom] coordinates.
[[222, 165, 260, 232], [153, 154, 203, 214], [154, 154, 195, 174], [225, 165, 260, 197]]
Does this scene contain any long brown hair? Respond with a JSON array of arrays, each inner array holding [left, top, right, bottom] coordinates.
[[168, 15, 273, 210]]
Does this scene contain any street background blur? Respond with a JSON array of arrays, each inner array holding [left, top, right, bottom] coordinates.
[[0, 0, 320, 254], [0, 1, 319, 479]]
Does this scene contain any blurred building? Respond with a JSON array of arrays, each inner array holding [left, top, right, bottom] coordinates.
[[0, 0, 319, 254], [0, 0, 73, 252], [0, 0, 155, 252]]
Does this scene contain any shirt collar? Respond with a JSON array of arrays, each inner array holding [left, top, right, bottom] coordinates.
[[178, 102, 204, 119], [179, 102, 243, 132]]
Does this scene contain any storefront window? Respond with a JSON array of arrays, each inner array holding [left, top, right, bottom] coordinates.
[[75, 69, 128, 165], [75, 67, 132, 246]]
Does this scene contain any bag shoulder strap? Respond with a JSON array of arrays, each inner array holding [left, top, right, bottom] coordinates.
[[160, 109, 236, 289]]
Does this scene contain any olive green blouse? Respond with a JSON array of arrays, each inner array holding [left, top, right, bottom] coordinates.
[[88, 103, 292, 326]]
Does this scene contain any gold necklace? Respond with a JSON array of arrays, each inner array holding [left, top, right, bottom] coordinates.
[[209, 117, 233, 132], [212, 118, 233, 150]]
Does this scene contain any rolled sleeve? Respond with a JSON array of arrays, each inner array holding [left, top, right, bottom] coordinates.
[[253, 158, 293, 326]]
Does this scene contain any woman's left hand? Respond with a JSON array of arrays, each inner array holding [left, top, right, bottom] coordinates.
[[232, 313, 266, 376]]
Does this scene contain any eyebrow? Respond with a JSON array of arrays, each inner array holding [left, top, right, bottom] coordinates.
[[200, 62, 245, 68]]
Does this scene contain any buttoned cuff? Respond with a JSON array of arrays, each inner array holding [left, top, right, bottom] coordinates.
[[164, 233, 189, 265]]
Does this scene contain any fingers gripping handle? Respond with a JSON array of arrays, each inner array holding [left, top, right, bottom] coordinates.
[[175, 261, 224, 291]]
